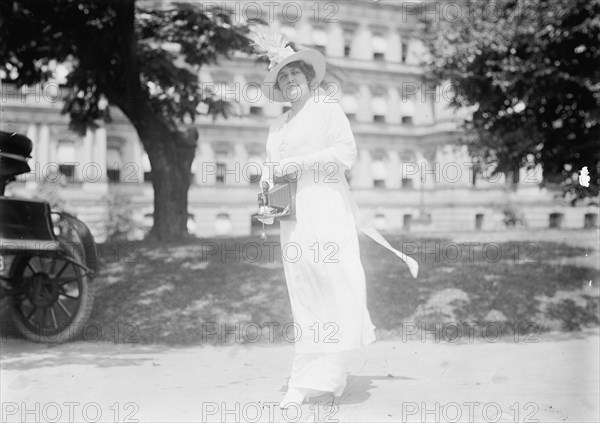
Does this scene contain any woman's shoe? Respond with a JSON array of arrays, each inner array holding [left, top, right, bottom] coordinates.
[[279, 387, 306, 409]]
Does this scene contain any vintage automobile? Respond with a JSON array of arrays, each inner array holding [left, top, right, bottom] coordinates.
[[0, 131, 98, 343]]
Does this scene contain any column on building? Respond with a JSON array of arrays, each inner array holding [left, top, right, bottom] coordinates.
[[351, 22, 373, 60], [371, 150, 387, 188], [78, 128, 94, 184], [416, 148, 436, 189], [398, 86, 416, 125], [326, 22, 344, 58], [92, 126, 108, 184], [197, 69, 215, 124], [246, 145, 264, 185], [386, 28, 401, 63], [233, 142, 249, 186], [128, 136, 144, 184], [386, 149, 401, 189], [24, 124, 38, 185], [370, 25, 388, 61], [341, 88, 359, 120], [36, 124, 50, 176], [371, 87, 387, 123], [357, 85, 373, 123], [311, 25, 328, 54], [386, 86, 401, 125], [295, 20, 313, 46], [234, 74, 249, 116], [197, 141, 216, 185], [353, 148, 373, 188], [413, 86, 435, 126]]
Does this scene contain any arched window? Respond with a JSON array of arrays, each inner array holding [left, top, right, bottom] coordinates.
[[247, 151, 263, 184], [341, 93, 359, 120], [245, 83, 265, 116], [475, 213, 484, 230], [312, 27, 328, 54], [142, 152, 152, 183], [214, 147, 231, 184], [106, 146, 122, 183], [584, 213, 598, 229], [374, 213, 386, 230], [403, 214, 413, 231], [343, 29, 354, 57], [372, 34, 387, 61], [57, 138, 76, 181], [372, 95, 387, 123], [399, 95, 416, 125], [371, 153, 387, 188], [549, 213, 564, 228], [215, 213, 233, 236]]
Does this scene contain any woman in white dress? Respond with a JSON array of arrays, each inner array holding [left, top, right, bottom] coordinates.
[[255, 41, 377, 408]]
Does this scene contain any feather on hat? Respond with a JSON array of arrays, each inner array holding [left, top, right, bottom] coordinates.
[[249, 26, 326, 102]]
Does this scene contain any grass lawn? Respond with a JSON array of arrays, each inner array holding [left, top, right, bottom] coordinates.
[[2, 229, 598, 345], [72, 228, 598, 346]]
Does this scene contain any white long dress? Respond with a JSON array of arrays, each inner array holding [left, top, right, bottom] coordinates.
[[261, 91, 376, 396]]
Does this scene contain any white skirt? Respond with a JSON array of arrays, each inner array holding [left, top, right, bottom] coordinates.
[[287, 351, 350, 396]]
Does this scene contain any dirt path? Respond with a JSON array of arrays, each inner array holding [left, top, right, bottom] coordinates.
[[2, 329, 599, 422]]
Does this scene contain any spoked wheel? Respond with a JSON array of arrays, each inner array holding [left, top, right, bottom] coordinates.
[[8, 251, 95, 343]]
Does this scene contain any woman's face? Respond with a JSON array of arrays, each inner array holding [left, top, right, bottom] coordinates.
[[276, 64, 310, 103]]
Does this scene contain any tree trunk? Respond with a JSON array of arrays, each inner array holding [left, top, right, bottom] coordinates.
[[124, 107, 196, 242], [105, 0, 196, 242], [146, 132, 195, 242]]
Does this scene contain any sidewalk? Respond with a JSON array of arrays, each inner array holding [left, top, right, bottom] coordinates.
[[1, 329, 599, 422]]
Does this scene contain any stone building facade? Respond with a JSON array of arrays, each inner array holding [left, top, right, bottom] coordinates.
[[1, 1, 597, 242]]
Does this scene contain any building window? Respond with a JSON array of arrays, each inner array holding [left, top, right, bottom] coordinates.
[[312, 28, 327, 55], [374, 213, 386, 230], [403, 214, 413, 231], [372, 95, 387, 123], [401, 40, 409, 63], [401, 178, 413, 189], [107, 169, 120, 183], [475, 214, 484, 230], [402, 116, 414, 125], [343, 30, 354, 58], [58, 164, 75, 181], [584, 213, 598, 229], [372, 158, 387, 188], [216, 162, 226, 184], [247, 154, 262, 184], [342, 93, 359, 121], [249, 106, 263, 116], [549, 213, 564, 228], [144, 171, 152, 183], [512, 168, 520, 184], [215, 213, 233, 236], [372, 34, 387, 61]]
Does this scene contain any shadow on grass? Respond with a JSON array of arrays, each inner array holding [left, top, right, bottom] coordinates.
[[1, 233, 598, 346]]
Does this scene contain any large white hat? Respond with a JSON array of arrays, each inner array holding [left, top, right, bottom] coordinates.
[[249, 29, 326, 102]]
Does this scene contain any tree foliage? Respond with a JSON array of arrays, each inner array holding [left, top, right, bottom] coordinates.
[[0, 0, 254, 240], [422, 0, 600, 201]]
